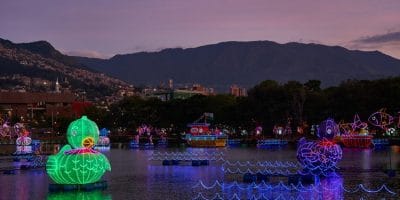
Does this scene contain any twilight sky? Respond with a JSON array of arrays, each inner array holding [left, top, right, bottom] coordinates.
[[1, 0, 400, 59]]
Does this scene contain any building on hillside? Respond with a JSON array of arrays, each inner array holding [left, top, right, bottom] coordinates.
[[230, 84, 247, 97], [142, 83, 215, 101]]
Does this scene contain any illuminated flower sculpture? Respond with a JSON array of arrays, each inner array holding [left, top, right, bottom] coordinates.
[[46, 116, 111, 184], [297, 137, 342, 175]]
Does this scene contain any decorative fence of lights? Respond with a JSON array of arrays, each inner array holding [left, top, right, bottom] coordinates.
[[192, 179, 396, 200], [148, 151, 225, 161]]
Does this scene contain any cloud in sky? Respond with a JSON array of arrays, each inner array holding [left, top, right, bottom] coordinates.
[[63, 50, 111, 59], [1, 0, 400, 58], [347, 31, 400, 59], [353, 31, 400, 44]]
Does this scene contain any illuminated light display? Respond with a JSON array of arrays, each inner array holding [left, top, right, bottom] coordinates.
[[341, 134, 373, 148], [256, 139, 288, 149], [317, 118, 339, 139], [15, 128, 32, 154], [273, 126, 284, 136], [368, 109, 393, 130], [192, 179, 396, 200], [338, 120, 352, 135], [149, 151, 224, 161], [46, 116, 111, 185], [297, 138, 342, 174], [340, 114, 373, 148], [372, 138, 389, 149], [386, 127, 397, 136], [157, 128, 167, 145], [66, 116, 99, 149], [96, 128, 110, 147], [255, 126, 262, 135], [351, 114, 368, 130]]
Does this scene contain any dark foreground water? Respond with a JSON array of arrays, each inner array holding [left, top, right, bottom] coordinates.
[[0, 144, 400, 200]]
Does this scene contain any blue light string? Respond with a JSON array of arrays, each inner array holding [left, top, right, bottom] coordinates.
[[149, 156, 225, 161], [222, 160, 300, 168], [193, 193, 312, 200], [149, 151, 225, 161], [192, 180, 397, 195], [151, 152, 224, 157]]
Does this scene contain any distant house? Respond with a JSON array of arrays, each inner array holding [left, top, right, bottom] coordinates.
[[142, 84, 215, 101], [0, 92, 76, 120], [229, 85, 247, 97]]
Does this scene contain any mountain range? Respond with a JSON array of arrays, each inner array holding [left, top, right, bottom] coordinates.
[[74, 41, 400, 91], [2, 38, 400, 94], [0, 38, 131, 100]]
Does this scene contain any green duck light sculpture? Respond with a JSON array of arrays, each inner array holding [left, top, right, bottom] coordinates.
[[46, 116, 111, 184]]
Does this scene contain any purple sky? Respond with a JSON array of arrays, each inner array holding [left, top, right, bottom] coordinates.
[[1, 0, 400, 59]]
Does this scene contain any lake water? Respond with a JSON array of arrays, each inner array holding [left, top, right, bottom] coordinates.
[[0, 144, 400, 200]]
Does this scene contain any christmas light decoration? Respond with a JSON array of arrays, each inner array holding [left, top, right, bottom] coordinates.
[[256, 139, 288, 149], [15, 128, 32, 154], [297, 138, 342, 174], [341, 114, 373, 148], [149, 151, 224, 161], [46, 116, 111, 185], [368, 109, 393, 130], [192, 179, 396, 200], [317, 118, 339, 139], [351, 114, 368, 130], [97, 128, 110, 147], [341, 135, 373, 148]]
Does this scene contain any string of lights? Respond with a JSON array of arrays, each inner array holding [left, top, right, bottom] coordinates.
[[149, 156, 225, 161], [150, 152, 224, 157], [192, 180, 396, 195], [222, 160, 300, 168]]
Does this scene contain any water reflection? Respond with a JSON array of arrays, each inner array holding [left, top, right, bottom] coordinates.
[[0, 146, 399, 199], [47, 191, 111, 200]]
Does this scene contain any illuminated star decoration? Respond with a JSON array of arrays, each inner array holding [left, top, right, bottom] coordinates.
[[351, 114, 368, 131], [338, 120, 352, 135]]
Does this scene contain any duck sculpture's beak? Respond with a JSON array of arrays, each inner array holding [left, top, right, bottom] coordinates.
[[83, 137, 95, 149]]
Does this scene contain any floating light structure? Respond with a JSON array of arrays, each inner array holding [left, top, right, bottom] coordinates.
[[96, 128, 110, 147], [46, 116, 111, 184], [297, 137, 342, 174], [317, 118, 339, 139], [15, 127, 32, 155], [341, 114, 373, 148], [368, 109, 394, 130]]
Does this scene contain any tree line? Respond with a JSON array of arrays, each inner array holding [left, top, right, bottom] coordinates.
[[82, 77, 400, 136]]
